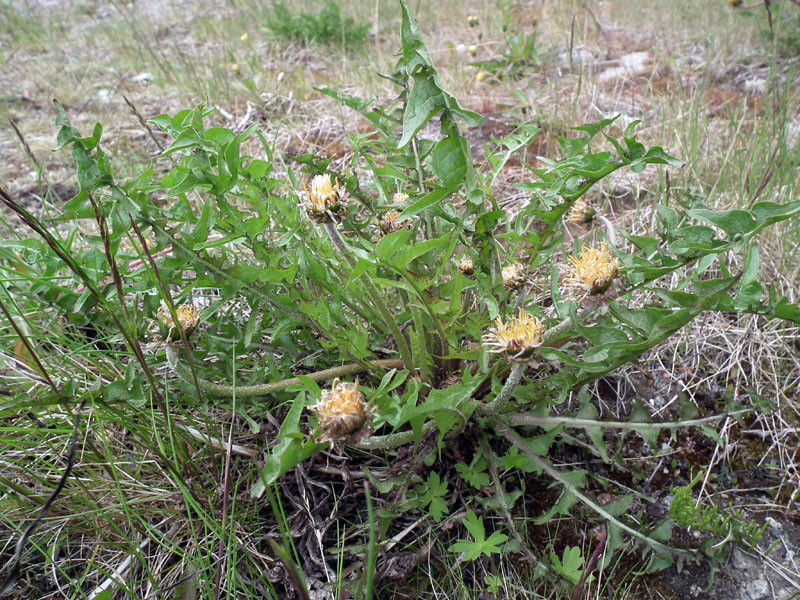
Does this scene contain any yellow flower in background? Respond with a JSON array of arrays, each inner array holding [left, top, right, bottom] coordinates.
[[240, 32, 249, 41], [308, 379, 372, 443], [468, 45, 478, 56], [567, 242, 619, 295], [158, 301, 200, 341], [303, 173, 346, 222], [566, 198, 596, 225], [379, 209, 405, 234], [458, 256, 474, 276], [230, 63, 239, 73], [502, 262, 527, 291], [467, 15, 479, 26], [476, 71, 487, 83], [483, 309, 546, 358]]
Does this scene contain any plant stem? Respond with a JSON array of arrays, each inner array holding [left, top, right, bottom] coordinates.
[[474, 361, 526, 416], [166, 345, 403, 399], [505, 411, 749, 430], [495, 421, 689, 558], [323, 222, 415, 373]]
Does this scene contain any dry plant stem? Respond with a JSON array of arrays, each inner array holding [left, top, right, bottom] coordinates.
[[0, 186, 167, 411], [166, 345, 403, 398], [596, 214, 620, 247], [504, 411, 749, 430], [571, 529, 607, 600], [173, 423, 257, 457], [323, 221, 415, 373], [495, 422, 688, 558], [213, 407, 236, 600], [130, 217, 204, 403]]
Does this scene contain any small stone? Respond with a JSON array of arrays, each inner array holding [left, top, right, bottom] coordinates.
[[743, 579, 769, 600], [731, 548, 757, 570], [130, 72, 154, 84]]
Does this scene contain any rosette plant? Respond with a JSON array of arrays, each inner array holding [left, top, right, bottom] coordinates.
[[2, 0, 800, 595]]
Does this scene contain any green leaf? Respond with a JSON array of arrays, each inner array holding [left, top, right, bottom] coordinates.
[[551, 546, 584, 585], [432, 133, 467, 189], [534, 468, 586, 524], [400, 185, 455, 218], [391, 232, 451, 269], [687, 208, 757, 237], [375, 229, 412, 262], [577, 399, 609, 463], [251, 394, 323, 497]]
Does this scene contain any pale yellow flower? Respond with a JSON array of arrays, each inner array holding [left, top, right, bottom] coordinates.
[[467, 15, 479, 26], [158, 301, 200, 340], [303, 174, 346, 222], [566, 198, 595, 225], [483, 309, 546, 358], [240, 32, 249, 41], [230, 63, 239, 73], [502, 262, 528, 291], [308, 380, 372, 444], [567, 242, 619, 295], [476, 71, 487, 83], [392, 192, 409, 204]]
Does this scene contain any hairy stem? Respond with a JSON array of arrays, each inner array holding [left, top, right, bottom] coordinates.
[[474, 361, 526, 416], [167, 345, 403, 399]]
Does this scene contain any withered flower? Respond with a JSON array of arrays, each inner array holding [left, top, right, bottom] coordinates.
[[158, 301, 200, 341], [502, 262, 528, 291], [302, 174, 347, 223], [459, 256, 475, 276], [308, 379, 372, 444]]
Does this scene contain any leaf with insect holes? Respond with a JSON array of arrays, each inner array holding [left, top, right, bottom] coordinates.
[[448, 509, 508, 561]]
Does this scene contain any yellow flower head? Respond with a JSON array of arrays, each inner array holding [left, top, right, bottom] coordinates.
[[467, 15, 479, 26], [158, 301, 200, 340], [230, 63, 239, 73], [483, 309, 546, 358], [379, 210, 405, 235], [728, 0, 742, 5], [567, 242, 619, 295], [566, 198, 596, 225], [476, 71, 487, 83], [459, 256, 475, 276], [308, 379, 372, 443], [392, 192, 410, 204], [468, 44, 478, 56], [240, 32, 249, 41], [303, 174, 346, 222], [502, 262, 528, 291]]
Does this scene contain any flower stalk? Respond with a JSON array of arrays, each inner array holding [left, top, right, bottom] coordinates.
[[323, 222, 415, 373]]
